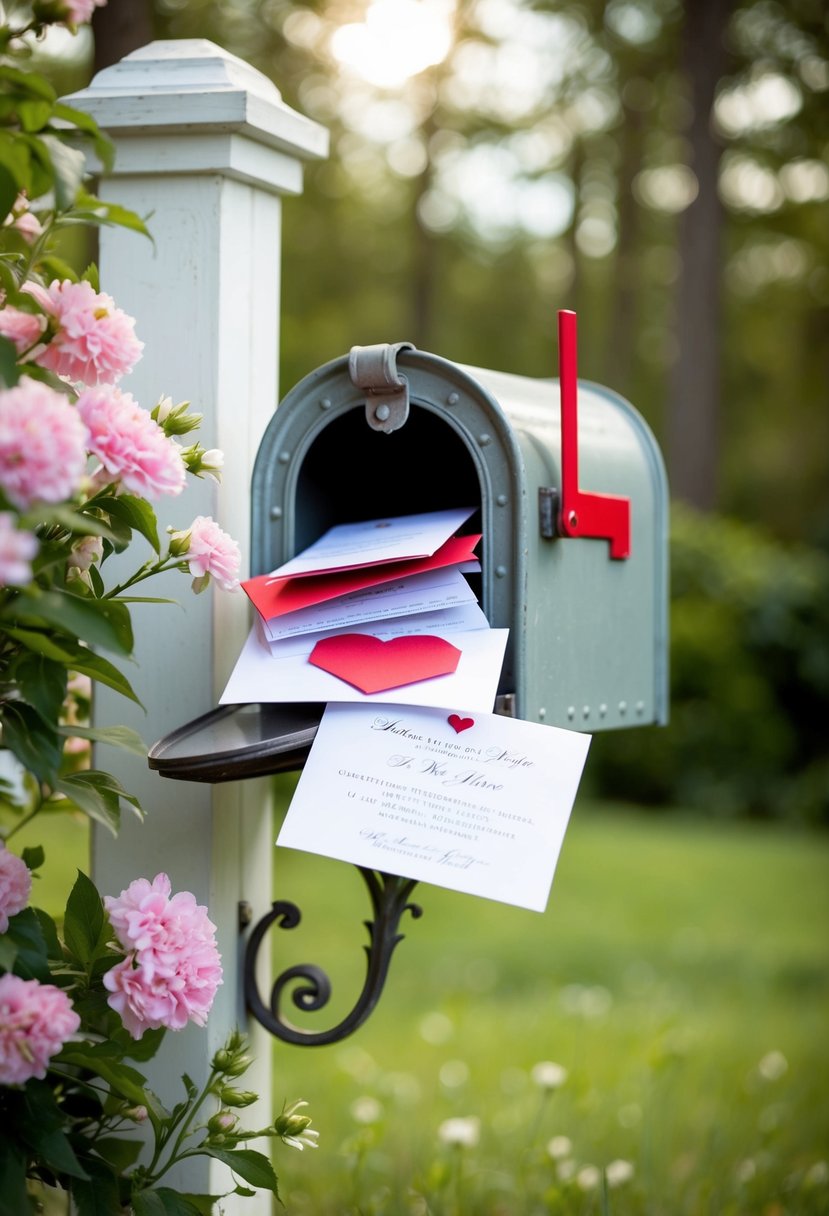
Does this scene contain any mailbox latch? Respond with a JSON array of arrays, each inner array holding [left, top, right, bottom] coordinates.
[[349, 341, 416, 434]]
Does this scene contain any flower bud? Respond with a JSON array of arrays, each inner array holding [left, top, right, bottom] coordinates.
[[152, 396, 203, 437], [223, 1054, 253, 1078], [275, 1100, 319, 1151], [166, 526, 192, 558], [208, 1110, 239, 1136], [180, 442, 224, 482], [219, 1086, 258, 1108], [124, 1105, 148, 1123]]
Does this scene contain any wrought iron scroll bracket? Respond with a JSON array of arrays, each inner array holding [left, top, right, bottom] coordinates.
[[243, 868, 422, 1046]]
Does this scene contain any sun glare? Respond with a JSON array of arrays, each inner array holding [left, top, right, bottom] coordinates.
[[331, 0, 454, 88]]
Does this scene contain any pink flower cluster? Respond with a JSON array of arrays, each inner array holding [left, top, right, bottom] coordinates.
[[103, 873, 222, 1040], [0, 377, 88, 509], [184, 515, 241, 591], [0, 974, 80, 1085], [3, 195, 43, 244], [0, 513, 38, 588], [0, 304, 46, 355], [27, 279, 143, 386], [78, 386, 186, 499], [0, 843, 31, 932]]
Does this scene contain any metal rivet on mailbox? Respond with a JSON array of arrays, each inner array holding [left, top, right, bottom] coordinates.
[[447, 392, 459, 405], [278, 450, 290, 464], [495, 565, 507, 578], [497, 494, 508, 506], [270, 506, 282, 520], [375, 404, 391, 422], [478, 433, 492, 446], [319, 397, 332, 410]]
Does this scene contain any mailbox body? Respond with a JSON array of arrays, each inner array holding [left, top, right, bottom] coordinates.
[[251, 350, 668, 731]]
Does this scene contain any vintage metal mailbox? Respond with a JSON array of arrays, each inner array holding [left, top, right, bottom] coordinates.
[[250, 320, 668, 732], [149, 314, 669, 1046]]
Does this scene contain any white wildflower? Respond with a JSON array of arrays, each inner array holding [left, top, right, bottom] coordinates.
[[531, 1061, 568, 1091], [438, 1116, 480, 1148]]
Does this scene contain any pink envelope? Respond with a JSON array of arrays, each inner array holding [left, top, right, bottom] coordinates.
[[242, 533, 482, 622]]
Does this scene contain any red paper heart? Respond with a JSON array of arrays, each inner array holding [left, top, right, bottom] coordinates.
[[309, 633, 462, 695], [448, 714, 474, 733]]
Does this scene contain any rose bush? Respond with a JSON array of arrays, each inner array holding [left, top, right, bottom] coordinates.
[[0, 5, 313, 1213]]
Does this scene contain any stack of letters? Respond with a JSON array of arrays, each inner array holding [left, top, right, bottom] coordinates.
[[220, 507, 509, 711]]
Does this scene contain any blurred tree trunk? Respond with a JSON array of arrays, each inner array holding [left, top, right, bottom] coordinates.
[[603, 97, 645, 395], [92, 0, 154, 73], [667, 0, 732, 510]]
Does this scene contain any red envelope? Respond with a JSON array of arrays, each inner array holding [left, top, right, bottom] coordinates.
[[242, 534, 481, 622], [309, 633, 462, 694]]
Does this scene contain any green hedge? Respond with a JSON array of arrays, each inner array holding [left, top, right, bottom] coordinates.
[[589, 505, 829, 823]]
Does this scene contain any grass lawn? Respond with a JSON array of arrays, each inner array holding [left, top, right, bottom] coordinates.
[[21, 797, 829, 1214], [266, 790, 829, 1215]]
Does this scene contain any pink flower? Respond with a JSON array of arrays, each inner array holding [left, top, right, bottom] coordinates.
[[63, 0, 108, 24], [0, 377, 88, 509], [0, 974, 80, 1085], [77, 385, 186, 499], [0, 305, 47, 355], [3, 195, 43, 244], [28, 279, 142, 386], [103, 873, 222, 1039], [181, 515, 241, 592], [0, 513, 38, 587], [0, 843, 32, 932]]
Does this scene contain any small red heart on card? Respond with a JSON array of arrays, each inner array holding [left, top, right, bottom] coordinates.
[[309, 634, 462, 695], [448, 714, 474, 733]]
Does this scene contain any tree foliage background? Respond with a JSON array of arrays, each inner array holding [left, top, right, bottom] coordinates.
[[53, 0, 829, 818]]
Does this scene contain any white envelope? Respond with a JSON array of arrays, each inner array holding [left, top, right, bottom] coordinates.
[[220, 623, 509, 711], [271, 507, 476, 579]]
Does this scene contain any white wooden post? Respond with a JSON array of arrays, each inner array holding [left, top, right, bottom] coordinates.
[[68, 41, 327, 1208]]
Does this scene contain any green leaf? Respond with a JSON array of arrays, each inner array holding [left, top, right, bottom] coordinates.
[[56, 1048, 150, 1108], [11, 589, 134, 656], [115, 1024, 165, 1063], [0, 701, 61, 782], [133, 1190, 206, 1216], [56, 723, 147, 758], [56, 770, 143, 836], [72, 192, 153, 239], [70, 1155, 122, 1216], [0, 935, 17, 972], [80, 262, 100, 291], [0, 1137, 28, 1216], [179, 1197, 223, 1216], [52, 103, 113, 172], [201, 1147, 280, 1196], [34, 907, 63, 960], [33, 1129, 90, 1180], [0, 65, 57, 102], [21, 844, 44, 870], [17, 97, 52, 133], [64, 650, 143, 707], [39, 134, 86, 211], [0, 162, 17, 221], [1, 624, 78, 662], [91, 1136, 143, 1172], [96, 494, 161, 554], [0, 333, 20, 387], [3, 907, 50, 979], [10, 651, 67, 726], [63, 869, 104, 967]]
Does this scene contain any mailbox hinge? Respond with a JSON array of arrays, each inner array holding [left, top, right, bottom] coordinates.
[[349, 342, 416, 434]]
